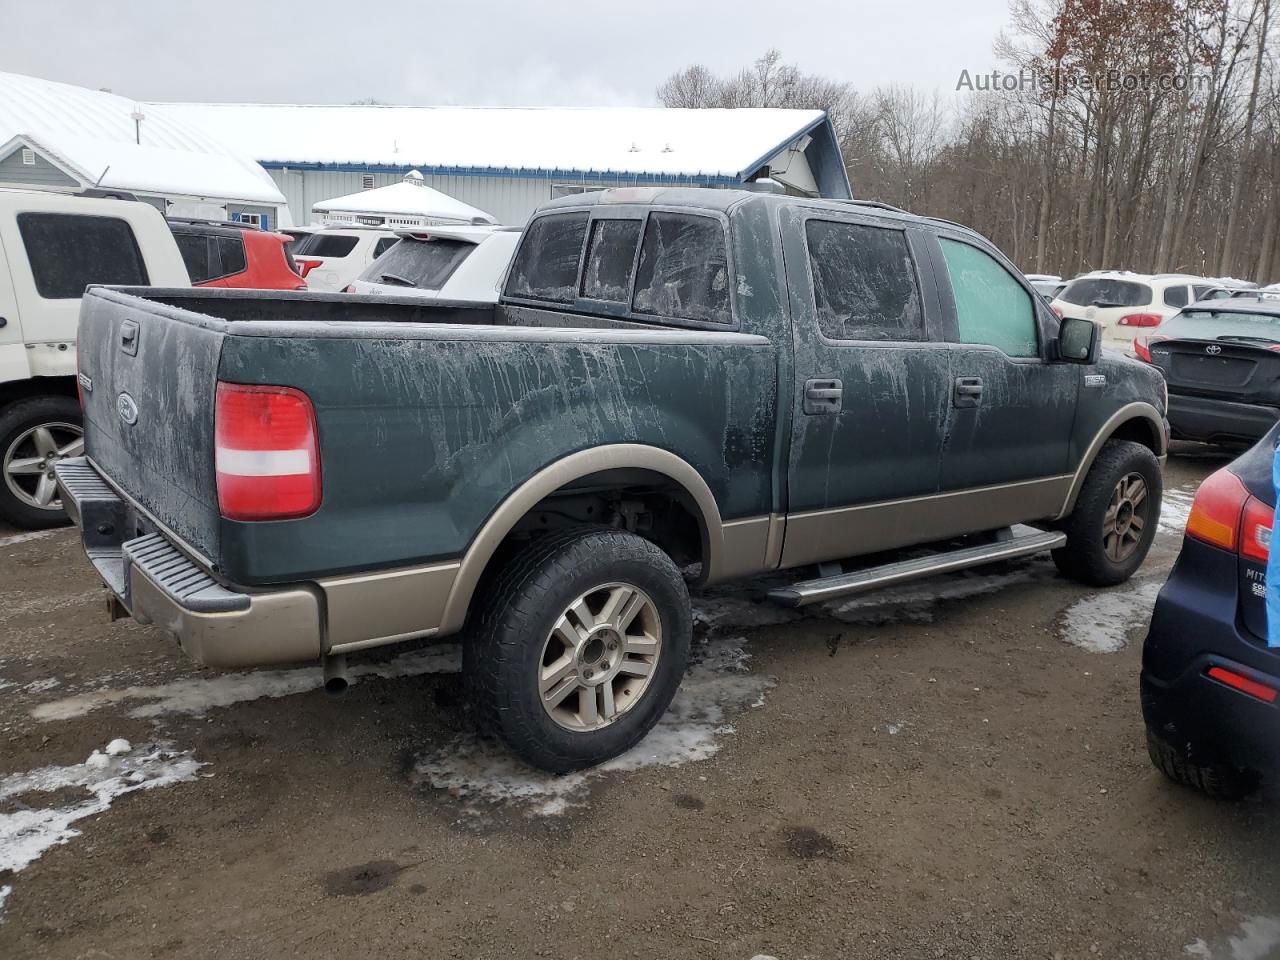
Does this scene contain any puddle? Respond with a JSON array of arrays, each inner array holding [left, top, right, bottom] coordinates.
[[32, 644, 460, 722], [411, 635, 773, 817], [0, 740, 201, 918], [1161, 485, 1198, 535], [1057, 580, 1162, 653], [1185, 915, 1280, 960]]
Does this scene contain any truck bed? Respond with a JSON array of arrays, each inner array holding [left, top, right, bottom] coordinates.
[[76, 286, 777, 586]]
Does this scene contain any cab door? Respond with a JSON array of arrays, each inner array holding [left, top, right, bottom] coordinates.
[[926, 232, 1080, 520], [778, 206, 953, 568]]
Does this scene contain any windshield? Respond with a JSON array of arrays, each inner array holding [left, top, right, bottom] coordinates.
[[1160, 309, 1280, 343], [1059, 277, 1152, 308], [357, 237, 476, 290]]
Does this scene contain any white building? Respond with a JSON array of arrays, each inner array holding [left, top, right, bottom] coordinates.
[[314, 170, 498, 227], [156, 102, 851, 226], [0, 72, 288, 228]]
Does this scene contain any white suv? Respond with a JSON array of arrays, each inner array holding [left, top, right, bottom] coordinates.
[[1051, 271, 1221, 352], [289, 226, 400, 293], [0, 188, 189, 527], [346, 226, 522, 302]]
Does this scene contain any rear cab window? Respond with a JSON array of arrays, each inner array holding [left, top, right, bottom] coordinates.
[[805, 219, 923, 341], [505, 212, 589, 303], [632, 213, 731, 325], [361, 237, 476, 290], [17, 213, 149, 298]]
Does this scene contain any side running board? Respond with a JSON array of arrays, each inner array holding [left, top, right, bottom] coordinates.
[[767, 530, 1067, 607]]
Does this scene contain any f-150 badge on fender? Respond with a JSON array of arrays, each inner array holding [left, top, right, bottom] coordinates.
[[1084, 374, 1107, 388]]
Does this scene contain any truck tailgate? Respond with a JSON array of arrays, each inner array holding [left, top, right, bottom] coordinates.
[[77, 288, 224, 562]]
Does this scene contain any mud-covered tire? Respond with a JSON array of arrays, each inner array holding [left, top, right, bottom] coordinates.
[[465, 527, 691, 773], [0, 395, 82, 529], [1145, 727, 1257, 800], [1053, 439, 1162, 586]]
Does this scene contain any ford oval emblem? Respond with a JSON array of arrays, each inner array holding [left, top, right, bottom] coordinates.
[[1205, 344, 1223, 355], [117, 392, 139, 425]]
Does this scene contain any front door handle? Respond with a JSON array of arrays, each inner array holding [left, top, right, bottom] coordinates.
[[954, 376, 983, 408], [804, 378, 843, 415]]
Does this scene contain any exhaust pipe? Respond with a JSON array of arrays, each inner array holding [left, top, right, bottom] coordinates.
[[323, 654, 349, 698]]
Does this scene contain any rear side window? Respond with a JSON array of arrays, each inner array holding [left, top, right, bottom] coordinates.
[[360, 237, 475, 290], [580, 219, 642, 301], [290, 233, 359, 258], [938, 238, 1038, 357], [17, 213, 149, 299], [632, 213, 730, 324], [1059, 277, 1152, 308], [505, 212, 588, 303], [173, 232, 214, 282], [805, 220, 923, 341], [1163, 284, 1189, 308], [217, 236, 246, 276]]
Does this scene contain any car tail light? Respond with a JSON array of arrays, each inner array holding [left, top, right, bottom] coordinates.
[[214, 382, 321, 521], [296, 258, 322, 278], [1117, 313, 1163, 327], [343, 285, 356, 293], [1133, 335, 1170, 363], [1206, 666, 1278, 704], [1185, 468, 1248, 551], [1240, 496, 1274, 563], [1051, 306, 1064, 319]]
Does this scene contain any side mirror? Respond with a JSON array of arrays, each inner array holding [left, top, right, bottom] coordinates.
[[1057, 316, 1100, 364]]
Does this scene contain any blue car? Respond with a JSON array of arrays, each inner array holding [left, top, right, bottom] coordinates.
[[1142, 425, 1278, 798]]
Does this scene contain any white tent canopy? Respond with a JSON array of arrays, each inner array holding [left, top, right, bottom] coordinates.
[[313, 171, 497, 226]]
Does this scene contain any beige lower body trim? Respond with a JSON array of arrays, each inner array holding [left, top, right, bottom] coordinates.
[[781, 475, 1074, 569], [319, 561, 460, 652], [716, 514, 780, 580]]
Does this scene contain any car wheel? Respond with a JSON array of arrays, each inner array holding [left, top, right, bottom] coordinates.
[[0, 396, 83, 529], [1052, 439, 1162, 586], [465, 526, 691, 773], [1145, 727, 1257, 800]]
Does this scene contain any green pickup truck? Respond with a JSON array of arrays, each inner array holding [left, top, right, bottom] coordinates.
[[57, 188, 1168, 771]]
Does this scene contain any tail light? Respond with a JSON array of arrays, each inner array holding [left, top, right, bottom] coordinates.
[[1118, 313, 1163, 327], [214, 383, 321, 521], [1133, 335, 1170, 363], [343, 285, 356, 293], [1185, 467, 1273, 562], [1207, 666, 1278, 704], [296, 259, 322, 278]]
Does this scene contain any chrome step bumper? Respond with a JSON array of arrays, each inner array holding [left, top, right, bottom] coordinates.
[[767, 530, 1067, 607], [54, 457, 323, 667]]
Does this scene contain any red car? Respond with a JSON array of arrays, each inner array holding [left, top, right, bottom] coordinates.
[[168, 218, 306, 290]]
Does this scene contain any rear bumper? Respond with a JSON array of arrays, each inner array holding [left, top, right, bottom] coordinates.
[[1167, 393, 1280, 444], [55, 457, 323, 668]]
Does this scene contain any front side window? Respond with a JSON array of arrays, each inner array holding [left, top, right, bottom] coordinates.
[[805, 220, 923, 341], [938, 238, 1038, 358], [580, 219, 642, 302], [505, 212, 589, 303], [632, 213, 730, 324], [18, 213, 149, 299]]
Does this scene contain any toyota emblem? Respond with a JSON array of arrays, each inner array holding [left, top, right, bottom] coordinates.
[[1205, 344, 1222, 355]]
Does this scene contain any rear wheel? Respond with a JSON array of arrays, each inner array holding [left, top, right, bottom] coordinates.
[[465, 527, 691, 773], [1053, 439, 1161, 586], [1145, 726, 1257, 800], [0, 396, 83, 529]]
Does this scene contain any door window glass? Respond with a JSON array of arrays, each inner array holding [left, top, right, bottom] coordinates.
[[805, 220, 923, 340], [939, 238, 1038, 357]]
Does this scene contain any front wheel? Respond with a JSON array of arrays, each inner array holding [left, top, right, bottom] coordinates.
[[1053, 439, 1162, 586], [465, 527, 691, 773], [0, 396, 83, 529]]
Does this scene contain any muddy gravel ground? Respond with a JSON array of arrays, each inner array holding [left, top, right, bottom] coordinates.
[[1, 446, 1278, 960]]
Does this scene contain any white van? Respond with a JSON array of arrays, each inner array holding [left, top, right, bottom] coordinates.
[[0, 188, 189, 527]]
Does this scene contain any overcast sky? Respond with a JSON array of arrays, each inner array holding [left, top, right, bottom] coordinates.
[[4, 0, 1013, 107]]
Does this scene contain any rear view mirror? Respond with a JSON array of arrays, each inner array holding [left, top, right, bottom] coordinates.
[[1058, 316, 1099, 363]]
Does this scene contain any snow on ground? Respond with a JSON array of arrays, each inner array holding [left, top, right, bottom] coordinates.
[[1161, 484, 1198, 534], [411, 635, 774, 817], [0, 885, 9, 921], [822, 561, 1054, 625], [31, 644, 460, 722], [0, 529, 64, 548], [689, 594, 802, 632], [1058, 579, 1163, 653], [0, 740, 201, 919], [1186, 915, 1280, 960]]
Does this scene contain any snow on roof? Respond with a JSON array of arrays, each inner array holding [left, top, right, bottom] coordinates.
[[0, 72, 284, 205], [151, 102, 830, 180], [315, 173, 497, 223]]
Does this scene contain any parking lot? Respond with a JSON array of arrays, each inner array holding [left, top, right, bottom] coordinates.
[[0, 446, 1277, 960]]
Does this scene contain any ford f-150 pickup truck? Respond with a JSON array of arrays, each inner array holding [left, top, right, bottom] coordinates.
[[57, 188, 1168, 772]]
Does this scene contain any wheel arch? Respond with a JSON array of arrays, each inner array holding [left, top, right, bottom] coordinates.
[[438, 444, 723, 635], [1058, 402, 1166, 518]]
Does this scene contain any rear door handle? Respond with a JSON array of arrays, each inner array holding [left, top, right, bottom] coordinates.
[[804, 378, 843, 415], [954, 376, 983, 408]]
